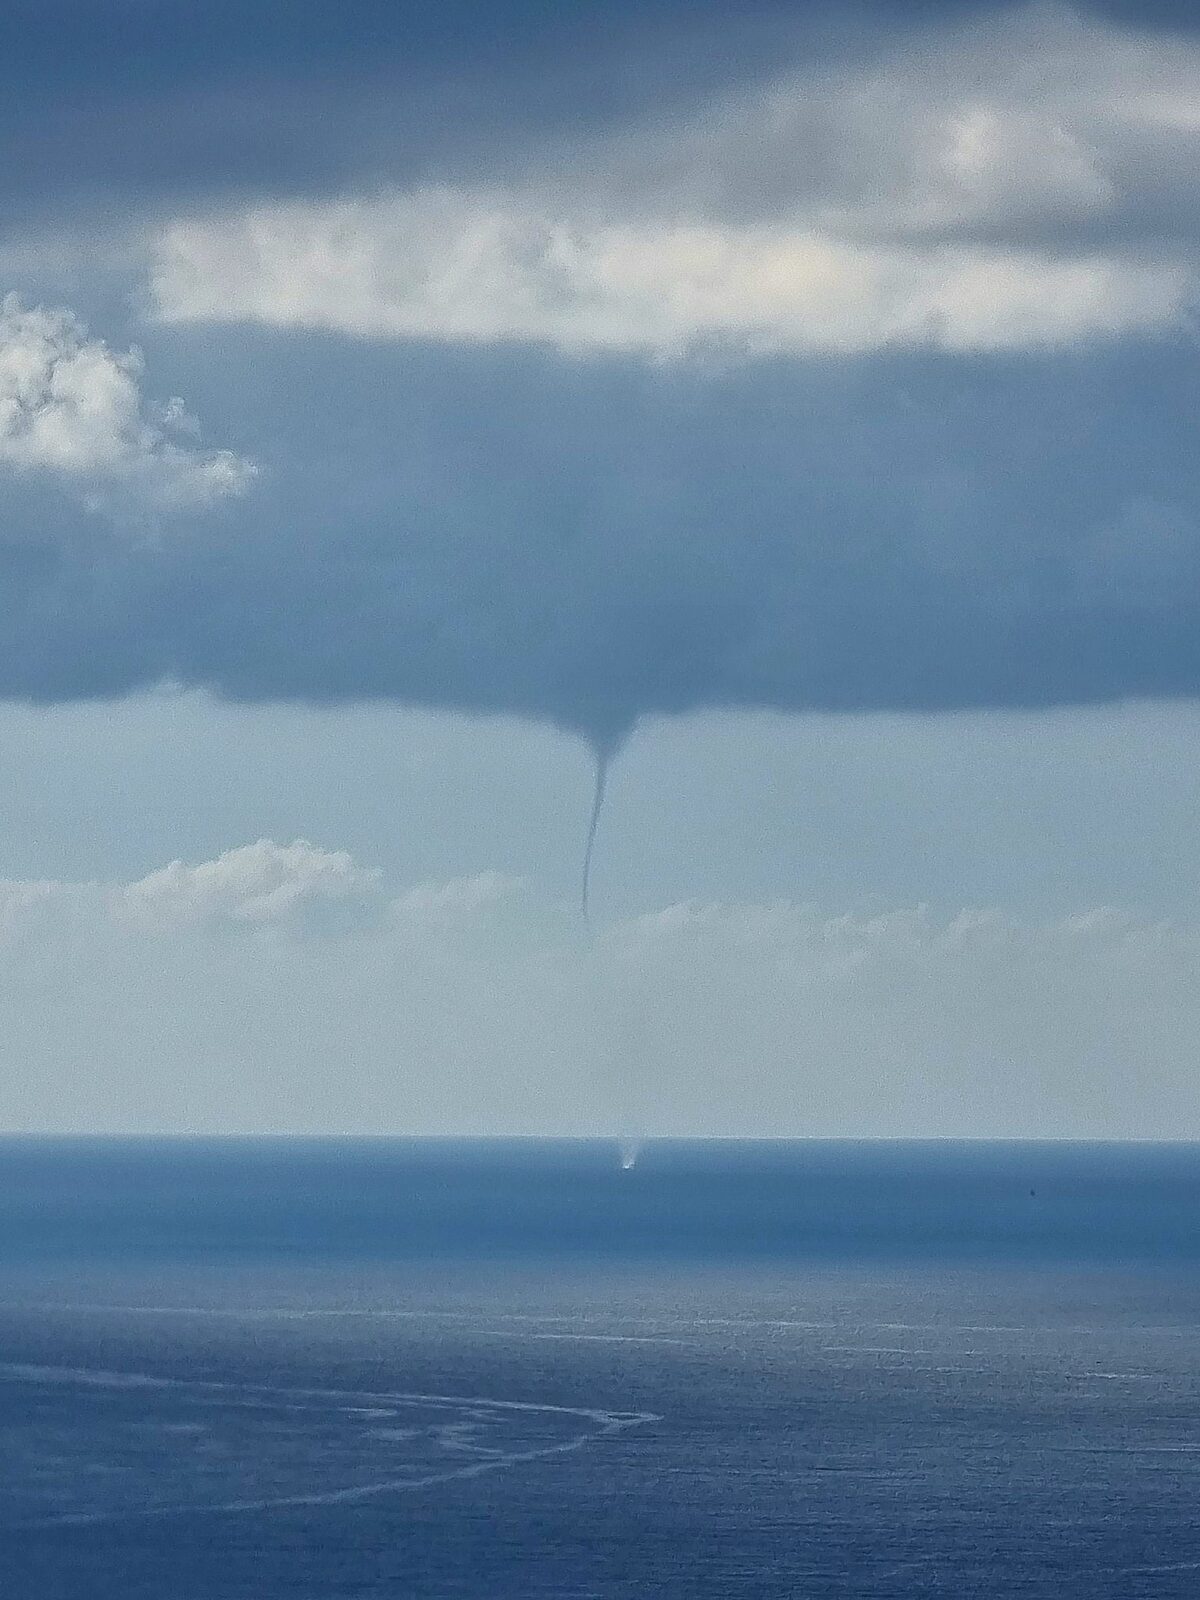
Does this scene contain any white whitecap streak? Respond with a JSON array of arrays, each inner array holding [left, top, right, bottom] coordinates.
[[3, 1364, 657, 1527]]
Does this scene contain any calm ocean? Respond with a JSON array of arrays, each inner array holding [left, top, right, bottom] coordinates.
[[3, 1137, 1200, 1598]]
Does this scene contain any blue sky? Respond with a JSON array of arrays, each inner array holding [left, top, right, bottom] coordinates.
[[2, 1, 1200, 1135]]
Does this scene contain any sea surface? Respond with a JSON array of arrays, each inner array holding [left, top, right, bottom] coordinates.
[[4, 1137, 1200, 1598]]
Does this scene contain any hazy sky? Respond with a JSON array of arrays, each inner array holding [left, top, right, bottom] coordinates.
[[3, 1, 1200, 1136]]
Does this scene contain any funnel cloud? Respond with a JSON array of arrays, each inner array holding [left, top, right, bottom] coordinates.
[[581, 745, 615, 927]]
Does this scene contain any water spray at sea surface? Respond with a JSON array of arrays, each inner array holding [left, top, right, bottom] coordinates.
[[618, 1138, 642, 1171]]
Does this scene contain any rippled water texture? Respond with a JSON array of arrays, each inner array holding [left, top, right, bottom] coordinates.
[[4, 1138, 1200, 1598]]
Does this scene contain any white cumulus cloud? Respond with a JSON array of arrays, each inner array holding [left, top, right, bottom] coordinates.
[[0, 839, 378, 939], [0, 293, 255, 514], [117, 839, 379, 931]]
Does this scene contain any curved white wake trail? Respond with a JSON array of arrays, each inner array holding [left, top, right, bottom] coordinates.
[[5, 1364, 658, 1528]]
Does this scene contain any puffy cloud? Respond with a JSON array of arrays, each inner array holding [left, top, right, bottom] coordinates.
[[153, 197, 1188, 357], [0, 295, 254, 515], [150, 11, 1200, 358], [0, 840, 378, 939], [599, 6, 1200, 244], [117, 839, 378, 930]]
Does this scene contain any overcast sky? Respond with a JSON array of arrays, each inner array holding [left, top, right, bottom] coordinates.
[[3, 1, 1200, 1136]]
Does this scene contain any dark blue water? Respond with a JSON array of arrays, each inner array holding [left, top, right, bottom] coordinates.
[[4, 1138, 1200, 1597]]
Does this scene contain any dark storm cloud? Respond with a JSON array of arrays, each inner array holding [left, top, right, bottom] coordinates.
[[1, 1, 1199, 745], [0, 0, 1193, 225], [2, 331, 1198, 744], [0, 2, 920, 218]]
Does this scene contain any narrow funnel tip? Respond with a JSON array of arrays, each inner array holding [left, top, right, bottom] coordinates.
[[581, 747, 612, 927]]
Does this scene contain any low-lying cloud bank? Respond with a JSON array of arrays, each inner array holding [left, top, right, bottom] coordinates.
[[1, 845, 1196, 1139]]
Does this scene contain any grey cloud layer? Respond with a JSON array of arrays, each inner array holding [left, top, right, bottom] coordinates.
[[2, 5, 1200, 739], [0, 3, 1066, 221], [1, 2, 1196, 229], [1, 326, 1198, 741]]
